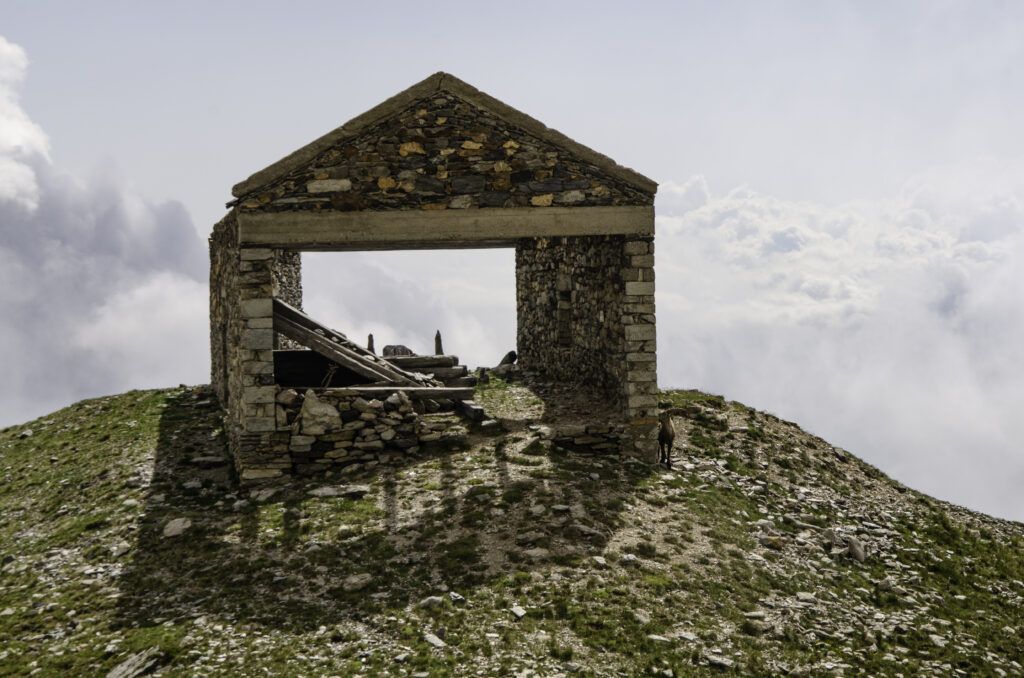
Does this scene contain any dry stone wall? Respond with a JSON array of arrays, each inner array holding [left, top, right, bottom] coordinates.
[[208, 212, 239, 406], [273, 388, 463, 476], [233, 92, 652, 214], [272, 250, 302, 310], [516, 235, 628, 397], [233, 385, 467, 481], [516, 234, 658, 460]]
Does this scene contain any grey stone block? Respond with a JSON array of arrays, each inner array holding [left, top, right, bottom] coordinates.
[[624, 281, 655, 296], [240, 298, 273, 318], [246, 417, 276, 433], [241, 329, 274, 350], [624, 324, 656, 342], [240, 248, 273, 260]]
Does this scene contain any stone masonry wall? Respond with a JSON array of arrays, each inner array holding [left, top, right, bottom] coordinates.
[[233, 92, 652, 214], [516, 235, 628, 399], [213, 76, 660, 474], [516, 234, 658, 460], [272, 250, 302, 310], [209, 212, 240, 407], [272, 388, 463, 476], [271, 249, 302, 350], [229, 245, 283, 480], [214, 216, 658, 473], [237, 384, 467, 482]]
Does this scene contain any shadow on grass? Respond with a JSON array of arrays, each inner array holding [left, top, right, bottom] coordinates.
[[114, 385, 654, 633]]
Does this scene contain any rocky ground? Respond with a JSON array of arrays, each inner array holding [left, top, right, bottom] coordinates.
[[1, 379, 1023, 677]]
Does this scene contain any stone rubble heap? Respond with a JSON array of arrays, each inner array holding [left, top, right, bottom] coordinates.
[[271, 388, 469, 477]]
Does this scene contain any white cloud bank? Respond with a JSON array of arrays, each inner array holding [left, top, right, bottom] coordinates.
[[0, 36, 207, 426], [656, 172, 1024, 520]]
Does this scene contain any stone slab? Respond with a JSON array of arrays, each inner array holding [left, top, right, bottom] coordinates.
[[240, 297, 273, 318], [624, 281, 655, 296], [624, 324, 656, 342]]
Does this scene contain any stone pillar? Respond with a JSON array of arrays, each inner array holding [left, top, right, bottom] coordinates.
[[228, 246, 292, 482], [515, 233, 659, 461], [620, 237, 659, 462]]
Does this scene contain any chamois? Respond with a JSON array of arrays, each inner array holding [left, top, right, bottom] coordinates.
[[658, 410, 676, 468], [658, 408, 689, 469]]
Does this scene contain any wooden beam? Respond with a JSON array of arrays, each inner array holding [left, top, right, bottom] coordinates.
[[273, 298, 430, 385], [319, 386, 476, 400], [422, 366, 468, 381], [459, 400, 486, 422], [385, 355, 459, 369], [274, 315, 400, 384]]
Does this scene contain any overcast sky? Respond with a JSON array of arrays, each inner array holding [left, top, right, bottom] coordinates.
[[1, 1, 1022, 520]]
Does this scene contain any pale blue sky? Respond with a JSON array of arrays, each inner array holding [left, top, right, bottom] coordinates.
[[1, 1, 1022, 519]]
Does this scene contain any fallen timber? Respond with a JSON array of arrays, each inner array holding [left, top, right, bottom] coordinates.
[[272, 298, 436, 387]]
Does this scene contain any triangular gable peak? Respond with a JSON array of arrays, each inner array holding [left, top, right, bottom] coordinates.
[[231, 72, 656, 216]]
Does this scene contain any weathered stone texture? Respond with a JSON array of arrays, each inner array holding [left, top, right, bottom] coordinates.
[[272, 249, 302, 309], [209, 212, 239, 407], [210, 211, 309, 477], [233, 93, 652, 214], [212, 73, 661, 477], [516, 234, 658, 460], [516, 235, 629, 400], [229, 387, 467, 479]]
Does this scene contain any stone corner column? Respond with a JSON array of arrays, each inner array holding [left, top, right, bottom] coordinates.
[[231, 245, 291, 483], [620, 236, 659, 463]]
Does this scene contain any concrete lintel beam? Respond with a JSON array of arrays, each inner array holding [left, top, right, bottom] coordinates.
[[237, 206, 654, 249]]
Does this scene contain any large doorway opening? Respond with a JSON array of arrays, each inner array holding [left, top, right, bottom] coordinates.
[[299, 248, 516, 371]]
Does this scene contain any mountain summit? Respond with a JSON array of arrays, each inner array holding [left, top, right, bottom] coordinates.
[[1, 380, 1022, 676]]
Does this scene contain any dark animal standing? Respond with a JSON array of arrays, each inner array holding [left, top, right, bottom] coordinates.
[[658, 408, 691, 469], [658, 410, 676, 468]]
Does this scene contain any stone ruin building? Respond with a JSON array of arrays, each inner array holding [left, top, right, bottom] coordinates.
[[209, 72, 659, 483]]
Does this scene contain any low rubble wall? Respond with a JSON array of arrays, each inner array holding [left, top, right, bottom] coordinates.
[[235, 386, 467, 483]]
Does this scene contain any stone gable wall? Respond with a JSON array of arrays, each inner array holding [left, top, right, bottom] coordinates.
[[234, 92, 652, 214]]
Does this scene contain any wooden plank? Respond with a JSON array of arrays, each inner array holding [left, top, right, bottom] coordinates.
[[423, 366, 468, 380], [278, 316, 421, 386], [274, 315, 398, 384], [320, 387, 475, 400], [385, 355, 459, 369], [273, 298, 427, 385]]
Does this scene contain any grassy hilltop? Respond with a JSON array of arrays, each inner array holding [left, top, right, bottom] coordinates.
[[1, 380, 1023, 677]]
